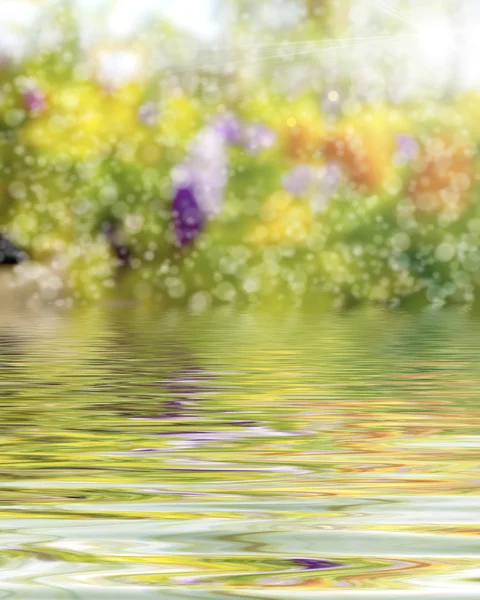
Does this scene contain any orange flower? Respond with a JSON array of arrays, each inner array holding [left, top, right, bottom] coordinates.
[[323, 129, 392, 192], [409, 137, 474, 213], [284, 124, 323, 162], [322, 106, 408, 192]]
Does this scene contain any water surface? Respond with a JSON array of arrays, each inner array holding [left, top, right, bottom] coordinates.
[[0, 304, 478, 599]]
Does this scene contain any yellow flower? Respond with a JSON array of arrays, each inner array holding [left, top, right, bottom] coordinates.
[[324, 105, 411, 191], [21, 82, 146, 160], [249, 191, 313, 245], [22, 82, 105, 159], [158, 94, 199, 148]]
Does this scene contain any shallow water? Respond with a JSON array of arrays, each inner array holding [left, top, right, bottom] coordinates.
[[0, 304, 478, 599]]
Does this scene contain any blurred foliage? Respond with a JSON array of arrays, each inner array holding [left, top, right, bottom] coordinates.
[[1, 0, 480, 308]]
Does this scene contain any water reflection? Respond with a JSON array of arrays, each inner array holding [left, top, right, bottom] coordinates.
[[0, 305, 477, 598]]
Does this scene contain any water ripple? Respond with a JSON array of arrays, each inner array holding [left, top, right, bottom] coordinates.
[[0, 306, 477, 598]]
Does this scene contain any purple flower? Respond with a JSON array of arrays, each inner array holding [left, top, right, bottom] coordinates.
[[282, 164, 316, 196], [182, 128, 229, 218], [321, 161, 342, 195], [138, 101, 158, 126], [171, 116, 275, 247], [241, 122, 276, 154], [282, 161, 342, 212], [171, 126, 229, 247], [172, 186, 205, 248], [23, 86, 46, 115], [394, 134, 419, 165], [311, 162, 342, 213], [212, 112, 243, 144], [213, 112, 276, 154]]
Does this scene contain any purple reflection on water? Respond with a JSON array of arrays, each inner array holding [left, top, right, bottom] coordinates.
[[164, 366, 211, 400], [172, 576, 203, 585], [151, 426, 295, 445], [139, 358, 215, 421], [292, 558, 342, 570], [156, 399, 186, 420]]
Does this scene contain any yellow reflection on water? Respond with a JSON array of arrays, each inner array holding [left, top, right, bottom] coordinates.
[[0, 304, 477, 598]]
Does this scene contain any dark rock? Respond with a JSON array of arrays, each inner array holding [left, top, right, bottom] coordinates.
[[102, 220, 131, 268], [0, 236, 28, 265]]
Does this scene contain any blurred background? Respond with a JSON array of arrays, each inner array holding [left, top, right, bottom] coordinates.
[[2, 0, 480, 308]]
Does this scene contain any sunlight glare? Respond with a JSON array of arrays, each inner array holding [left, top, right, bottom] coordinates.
[[416, 17, 455, 71]]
